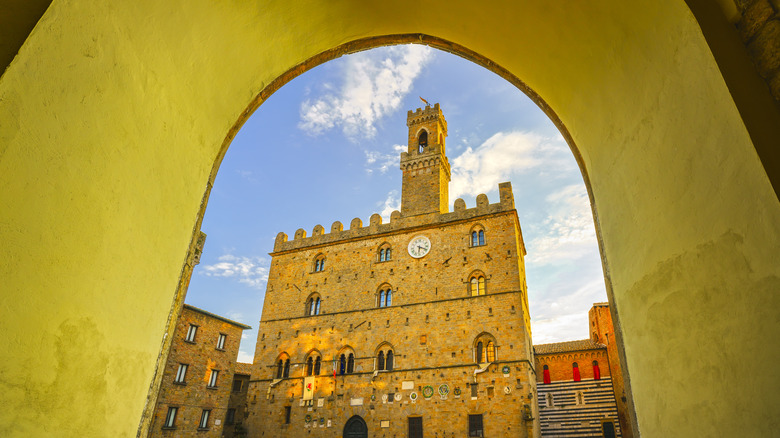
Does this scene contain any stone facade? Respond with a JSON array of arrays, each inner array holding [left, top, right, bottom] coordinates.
[[245, 105, 539, 437], [224, 362, 253, 438], [150, 305, 251, 438]]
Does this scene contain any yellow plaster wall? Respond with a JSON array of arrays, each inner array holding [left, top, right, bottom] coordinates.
[[0, 0, 778, 436]]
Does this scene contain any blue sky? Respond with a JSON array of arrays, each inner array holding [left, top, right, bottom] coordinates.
[[185, 45, 608, 363]]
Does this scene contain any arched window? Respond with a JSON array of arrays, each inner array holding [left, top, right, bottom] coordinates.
[[283, 359, 290, 378], [470, 227, 486, 247], [378, 244, 392, 262], [305, 351, 321, 376], [469, 274, 486, 296], [474, 333, 497, 364], [376, 344, 394, 371], [347, 353, 355, 373], [572, 362, 581, 382], [377, 286, 393, 307], [339, 354, 346, 375], [418, 131, 428, 153], [377, 351, 385, 371], [305, 294, 321, 316], [276, 359, 283, 379], [592, 360, 601, 380], [313, 255, 325, 272], [543, 364, 551, 384]]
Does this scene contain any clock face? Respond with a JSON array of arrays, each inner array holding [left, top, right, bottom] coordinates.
[[408, 236, 431, 258]]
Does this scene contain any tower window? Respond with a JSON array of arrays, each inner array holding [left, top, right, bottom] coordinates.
[[378, 245, 392, 262], [376, 346, 394, 371], [378, 286, 393, 307], [418, 131, 428, 153], [471, 229, 486, 247], [338, 351, 355, 375], [474, 334, 497, 363], [313, 255, 326, 272], [283, 359, 290, 378], [469, 274, 486, 296], [305, 294, 322, 316], [305, 352, 322, 376]]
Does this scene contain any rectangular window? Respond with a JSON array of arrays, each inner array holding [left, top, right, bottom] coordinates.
[[284, 406, 291, 424], [185, 324, 198, 342], [471, 383, 478, 398], [408, 416, 423, 438], [163, 406, 177, 428], [468, 414, 484, 437], [233, 378, 244, 392], [174, 364, 188, 383], [217, 333, 226, 350], [225, 408, 236, 425], [208, 369, 219, 388], [198, 409, 210, 429]]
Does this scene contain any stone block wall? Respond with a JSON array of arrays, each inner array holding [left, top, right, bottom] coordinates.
[[150, 306, 250, 438]]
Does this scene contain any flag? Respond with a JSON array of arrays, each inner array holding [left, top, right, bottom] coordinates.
[[419, 96, 430, 106]]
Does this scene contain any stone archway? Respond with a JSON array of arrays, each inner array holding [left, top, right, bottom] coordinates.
[[2, 2, 778, 437]]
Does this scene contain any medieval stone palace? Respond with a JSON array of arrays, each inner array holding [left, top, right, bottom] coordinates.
[[244, 104, 540, 437]]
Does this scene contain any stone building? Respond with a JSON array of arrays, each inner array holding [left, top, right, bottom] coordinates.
[[245, 104, 540, 437], [150, 304, 251, 437], [534, 303, 629, 437], [224, 362, 253, 438]]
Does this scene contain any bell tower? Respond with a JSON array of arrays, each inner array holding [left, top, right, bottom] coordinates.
[[400, 103, 451, 216]]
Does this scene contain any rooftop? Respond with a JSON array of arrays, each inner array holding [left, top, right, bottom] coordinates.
[[184, 304, 253, 329], [534, 339, 606, 355]]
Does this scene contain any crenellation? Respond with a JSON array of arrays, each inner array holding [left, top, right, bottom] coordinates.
[[272, 187, 518, 253]]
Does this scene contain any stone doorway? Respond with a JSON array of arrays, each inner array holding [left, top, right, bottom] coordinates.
[[343, 415, 368, 438]]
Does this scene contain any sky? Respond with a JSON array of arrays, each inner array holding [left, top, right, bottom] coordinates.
[[185, 45, 608, 364]]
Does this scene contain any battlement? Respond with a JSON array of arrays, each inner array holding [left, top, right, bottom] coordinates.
[[407, 102, 447, 133], [273, 182, 517, 253]]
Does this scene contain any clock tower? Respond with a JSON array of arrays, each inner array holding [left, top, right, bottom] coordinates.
[[400, 103, 451, 217]]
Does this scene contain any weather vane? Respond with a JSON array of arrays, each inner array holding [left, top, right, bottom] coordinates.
[[419, 96, 431, 107]]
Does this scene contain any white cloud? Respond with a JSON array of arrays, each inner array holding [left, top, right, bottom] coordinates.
[[527, 185, 597, 265], [450, 131, 567, 200], [378, 190, 400, 221], [199, 254, 269, 289], [529, 276, 607, 343], [364, 144, 405, 174], [237, 350, 254, 364], [299, 45, 433, 141]]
